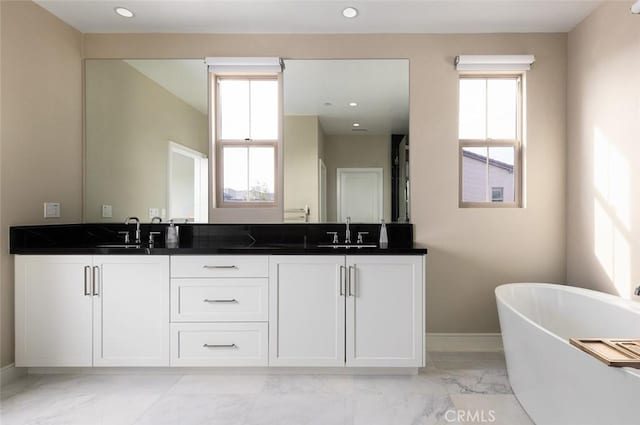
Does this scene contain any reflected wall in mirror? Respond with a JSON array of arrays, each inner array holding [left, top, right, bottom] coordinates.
[[283, 59, 410, 223], [84, 59, 209, 223]]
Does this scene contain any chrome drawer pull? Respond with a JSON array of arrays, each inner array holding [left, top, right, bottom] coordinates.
[[203, 299, 238, 303], [202, 265, 238, 269], [202, 343, 237, 349]]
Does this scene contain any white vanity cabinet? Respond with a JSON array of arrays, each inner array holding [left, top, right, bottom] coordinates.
[[93, 256, 170, 367], [345, 256, 424, 367], [15, 255, 170, 367], [15, 256, 94, 367], [269, 256, 346, 366], [269, 255, 424, 368], [170, 256, 269, 366]]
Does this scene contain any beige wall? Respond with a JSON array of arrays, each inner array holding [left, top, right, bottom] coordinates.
[[324, 134, 392, 223], [83, 32, 568, 335], [0, 15, 570, 366], [283, 115, 320, 222], [567, 2, 640, 300], [84, 60, 208, 222], [0, 1, 83, 367]]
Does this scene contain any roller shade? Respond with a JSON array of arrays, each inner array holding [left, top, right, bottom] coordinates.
[[455, 55, 535, 72], [206, 57, 283, 74]]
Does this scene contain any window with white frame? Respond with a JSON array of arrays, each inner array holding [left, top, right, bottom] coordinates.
[[459, 75, 522, 207], [215, 76, 279, 207]]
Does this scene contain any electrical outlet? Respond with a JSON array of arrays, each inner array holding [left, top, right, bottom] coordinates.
[[43, 202, 61, 218], [149, 208, 160, 219], [102, 204, 113, 218]]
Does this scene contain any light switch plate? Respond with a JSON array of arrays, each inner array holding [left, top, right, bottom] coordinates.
[[43, 202, 61, 218], [148, 208, 160, 219], [102, 204, 113, 218]]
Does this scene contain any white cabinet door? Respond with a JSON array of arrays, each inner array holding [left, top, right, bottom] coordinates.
[[93, 256, 170, 366], [269, 256, 346, 366], [346, 255, 424, 367], [15, 255, 94, 367]]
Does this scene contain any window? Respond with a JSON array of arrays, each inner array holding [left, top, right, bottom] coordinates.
[[215, 77, 279, 206], [459, 76, 522, 207]]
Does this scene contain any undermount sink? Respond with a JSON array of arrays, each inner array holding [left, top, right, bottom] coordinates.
[[96, 244, 144, 249], [316, 244, 378, 249]]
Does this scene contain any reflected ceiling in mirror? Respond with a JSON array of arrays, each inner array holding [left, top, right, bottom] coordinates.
[[283, 59, 410, 224], [84, 59, 209, 223]]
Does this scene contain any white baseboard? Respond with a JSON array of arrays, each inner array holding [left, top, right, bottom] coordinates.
[[426, 333, 503, 352], [0, 363, 27, 386], [28, 367, 418, 376]]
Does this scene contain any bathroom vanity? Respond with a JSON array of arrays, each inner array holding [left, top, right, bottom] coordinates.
[[11, 223, 426, 371]]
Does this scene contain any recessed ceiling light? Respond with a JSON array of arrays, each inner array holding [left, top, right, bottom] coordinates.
[[349, 102, 358, 107], [352, 122, 360, 127], [114, 7, 135, 18], [342, 7, 359, 19]]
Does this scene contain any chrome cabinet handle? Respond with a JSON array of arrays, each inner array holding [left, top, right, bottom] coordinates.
[[348, 266, 355, 297], [84, 266, 91, 296], [203, 343, 237, 349], [339, 265, 345, 296], [92, 266, 100, 296], [202, 265, 238, 269], [203, 299, 238, 303]]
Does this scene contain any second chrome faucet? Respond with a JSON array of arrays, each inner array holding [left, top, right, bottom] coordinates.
[[124, 217, 141, 244]]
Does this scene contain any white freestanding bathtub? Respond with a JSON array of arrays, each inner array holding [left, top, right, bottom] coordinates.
[[496, 283, 640, 425]]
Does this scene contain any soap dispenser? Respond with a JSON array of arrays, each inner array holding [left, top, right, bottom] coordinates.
[[379, 219, 388, 249], [166, 221, 179, 248]]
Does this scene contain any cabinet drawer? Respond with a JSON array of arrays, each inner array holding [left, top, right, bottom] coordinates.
[[170, 323, 268, 366], [171, 279, 268, 322], [171, 256, 268, 278]]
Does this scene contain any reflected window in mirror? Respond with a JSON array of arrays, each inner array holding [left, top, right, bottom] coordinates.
[[216, 77, 279, 207]]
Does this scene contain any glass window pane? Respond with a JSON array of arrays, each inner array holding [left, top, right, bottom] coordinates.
[[220, 80, 250, 140], [222, 146, 248, 202], [488, 146, 515, 203], [250, 80, 279, 140], [248, 146, 275, 202], [487, 79, 517, 140], [459, 79, 487, 140], [462, 146, 488, 202]]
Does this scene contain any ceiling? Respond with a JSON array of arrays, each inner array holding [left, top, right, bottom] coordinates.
[[283, 59, 409, 135], [35, 0, 603, 34]]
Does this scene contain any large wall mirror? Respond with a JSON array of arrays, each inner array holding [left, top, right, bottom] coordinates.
[[84, 58, 409, 223], [84, 59, 209, 223], [283, 59, 409, 223]]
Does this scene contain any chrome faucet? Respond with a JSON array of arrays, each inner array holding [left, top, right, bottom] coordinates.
[[634, 286, 640, 296], [345, 216, 352, 244], [125, 217, 141, 244]]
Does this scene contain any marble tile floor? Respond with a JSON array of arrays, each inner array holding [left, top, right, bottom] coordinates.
[[0, 352, 534, 425]]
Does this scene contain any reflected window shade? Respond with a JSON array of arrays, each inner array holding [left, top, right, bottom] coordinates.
[[207, 57, 283, 74]]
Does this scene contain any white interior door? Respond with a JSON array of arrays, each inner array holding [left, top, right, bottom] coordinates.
[[168, 141, 208, 222], [337, 168, 383, 222]]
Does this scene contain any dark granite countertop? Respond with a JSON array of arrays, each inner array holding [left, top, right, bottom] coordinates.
[[10, 223, 427, 256]]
